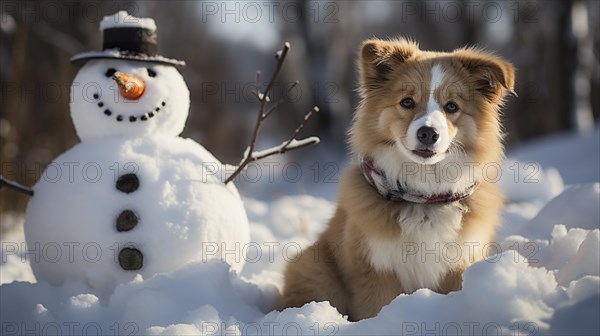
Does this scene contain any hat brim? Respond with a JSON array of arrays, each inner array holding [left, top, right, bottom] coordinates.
[[70, 50, 185, 67]]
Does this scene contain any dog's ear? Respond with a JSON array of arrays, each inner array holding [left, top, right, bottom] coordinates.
[[359, 38, 419, 91], [453, 49, 515, 103]]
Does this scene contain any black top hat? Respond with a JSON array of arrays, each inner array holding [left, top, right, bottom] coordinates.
[[71, 11, 185, 67]]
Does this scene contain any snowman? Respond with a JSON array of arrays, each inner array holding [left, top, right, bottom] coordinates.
[[23, 11, 250, 297]]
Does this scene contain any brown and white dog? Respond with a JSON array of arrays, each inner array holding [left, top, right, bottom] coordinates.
[[278, 38, 515, 321]]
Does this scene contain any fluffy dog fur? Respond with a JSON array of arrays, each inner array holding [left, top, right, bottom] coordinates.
[[278, 38, 515, 321]]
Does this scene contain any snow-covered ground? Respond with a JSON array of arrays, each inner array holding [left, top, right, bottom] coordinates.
[[1, 129, 599, 335]]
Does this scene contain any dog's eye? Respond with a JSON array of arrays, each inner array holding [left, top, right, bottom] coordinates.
[[400, 98, 415, 109], [444, 102, 459, 113], [105, 68, 117, 77], [147, 68, 157, 77]]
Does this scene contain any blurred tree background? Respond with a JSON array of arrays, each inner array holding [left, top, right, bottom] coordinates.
[[1, 0, 599, 222]]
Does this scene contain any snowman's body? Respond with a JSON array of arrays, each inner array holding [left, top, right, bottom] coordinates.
[[24, 13, 249, 297], [26, 136, 248, 296]]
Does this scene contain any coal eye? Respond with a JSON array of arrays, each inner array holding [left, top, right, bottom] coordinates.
[[105, 68, 117, 77], [444, 102, 459, 113], [400, 98, 415, 109], [147, 68, 157, 77]]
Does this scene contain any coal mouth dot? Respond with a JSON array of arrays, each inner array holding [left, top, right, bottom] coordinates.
[[94, 98, 166, 123]]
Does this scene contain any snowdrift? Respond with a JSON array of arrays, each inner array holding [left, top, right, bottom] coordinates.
[[1, 131, 599, 335]]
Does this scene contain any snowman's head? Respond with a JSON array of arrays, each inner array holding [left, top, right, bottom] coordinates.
[[70, 59, 190, 140]]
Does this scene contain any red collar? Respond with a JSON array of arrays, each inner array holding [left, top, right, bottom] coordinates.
[[359, 156, 479, 204]]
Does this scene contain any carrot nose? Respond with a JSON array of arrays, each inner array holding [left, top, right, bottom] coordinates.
[[112, 72, 145, 100]]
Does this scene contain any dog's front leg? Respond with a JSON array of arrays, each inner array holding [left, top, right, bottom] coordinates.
[[347, 269, 402, 321]]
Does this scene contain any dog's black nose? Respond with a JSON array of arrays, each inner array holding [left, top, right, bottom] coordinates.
[[417, 126, 439, 145]]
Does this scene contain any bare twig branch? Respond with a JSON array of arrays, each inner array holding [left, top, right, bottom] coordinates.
[[282, 106, 319, 149], [0, 175, 34, 196], [262, 42, 290, 102], [249, 106, 319, 162], [224, 42, 320, 184], [264, 80, 299, 118], [255, 70, 261, 89], [251, 137, 320, 161]]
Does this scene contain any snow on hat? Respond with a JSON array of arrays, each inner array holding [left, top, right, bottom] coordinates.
[[70, 11, 185, 66]]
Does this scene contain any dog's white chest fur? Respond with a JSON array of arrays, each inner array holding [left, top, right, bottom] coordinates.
[[366, 203, 465, 293]]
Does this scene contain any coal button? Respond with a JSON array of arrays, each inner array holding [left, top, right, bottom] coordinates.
[[118, 248, 143, 270], [116, 173, 139, 193], [116, 210, 138, 232]]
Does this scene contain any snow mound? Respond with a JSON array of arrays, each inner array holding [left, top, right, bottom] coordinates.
[[498, 159, 564, 203], [2, 130, 599, 335], [507, 128, 600, 185], [2, 184, 599, 335], [520, 184, 600, 239]]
